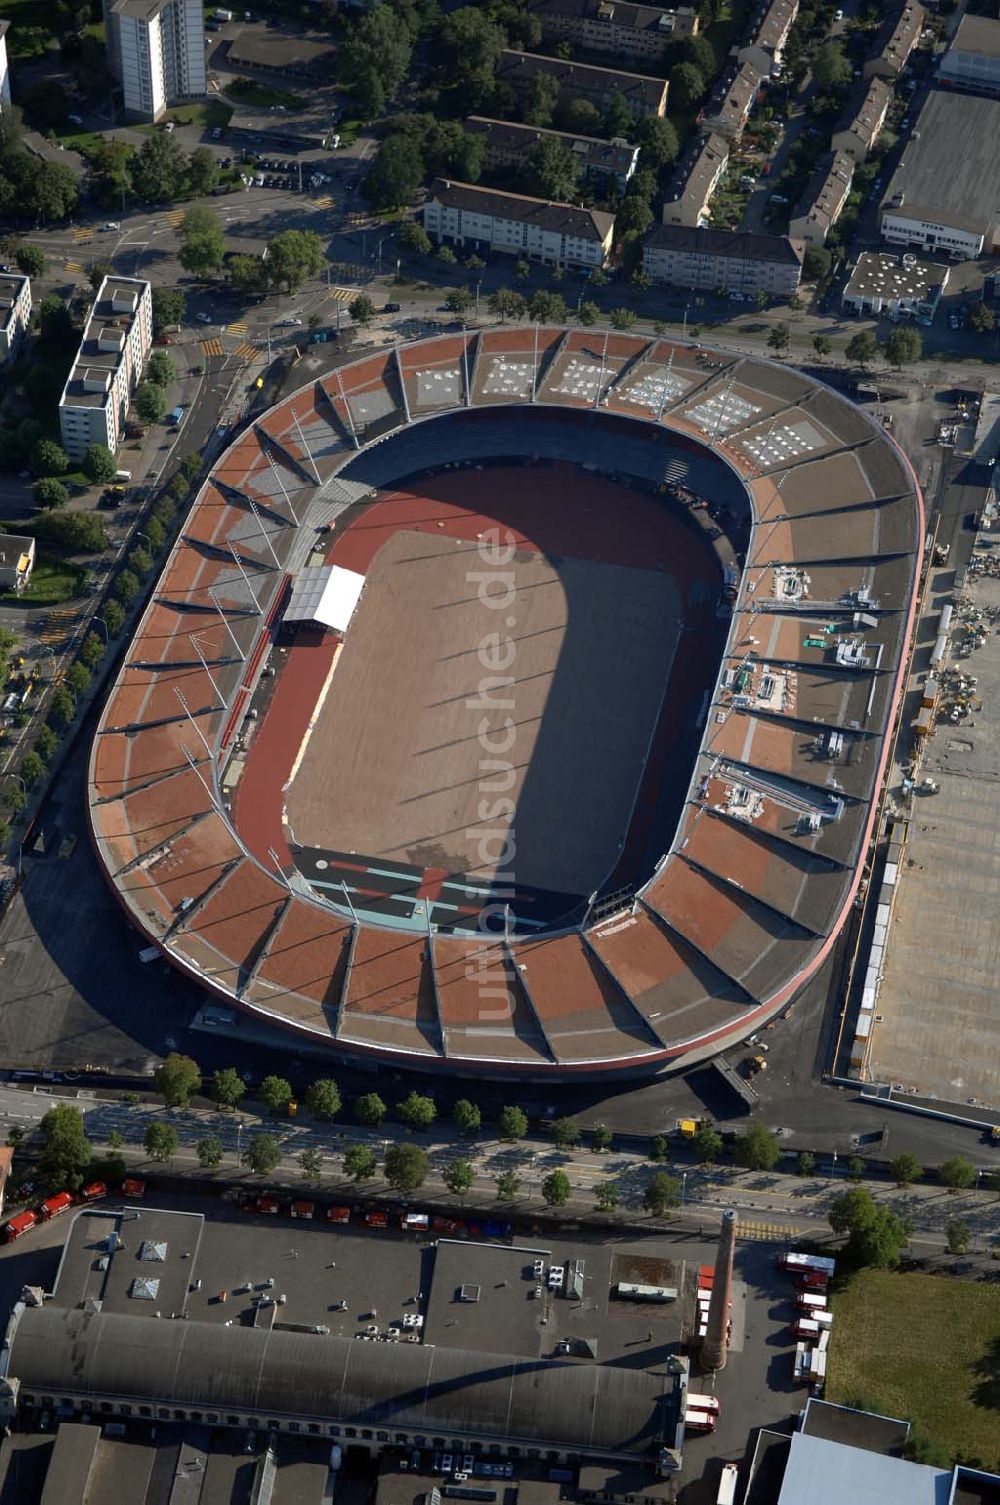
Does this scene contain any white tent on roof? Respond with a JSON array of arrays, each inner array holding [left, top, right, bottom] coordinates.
[[284, 565, 364, 632]]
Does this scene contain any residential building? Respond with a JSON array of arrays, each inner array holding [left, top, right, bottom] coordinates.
[[496, 50, 668, 119], [0, 536, 36, 594], [863, 0, 924, 80], [939, 14, 1000, 99], [528, 0, 698, 65], [831, 76, 892, 160], [662, 132, 729, 227], [104, 0, 206, 122], [643, 224, 801, 296], [423, 179, 615, 269], [879, 91, 1000, 258], [58, 276, 153, 462], [700, 60, 762, 141], [738, 0, 798, 77], [789, 148, 854, 245], [0, 20, 11, 116], [0, 271, 32, 363], [464, 116, 639, 190], [841, 251, 948, 321], [749, 1398, 1000, 1505]]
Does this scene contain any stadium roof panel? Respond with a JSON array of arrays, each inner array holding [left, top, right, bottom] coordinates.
[[88, 330, 922, 1078]]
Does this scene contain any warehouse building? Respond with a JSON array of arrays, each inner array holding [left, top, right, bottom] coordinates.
[[938, 14, 1000, 99], [879, 91, 1000, 258]]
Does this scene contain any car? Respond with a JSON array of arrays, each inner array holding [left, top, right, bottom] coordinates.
[[195, 311, 213, 324], [441, 1456, 453, 1474], [102, 220, 121, 231], [211, 126, 222, 140], [276, 316, 303, 326], [164, 121, 175, 133], [220, 156, 231, 167], [948, 312, 961, 330], [67, 113, 84, 127], [834, 7, 843, 18], [383, 301, 401, 313]]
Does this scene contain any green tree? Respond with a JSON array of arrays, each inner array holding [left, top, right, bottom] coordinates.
[[445, 286, 473, 315], [803, 245, 832, 281], [385, 1141, 429, 1193], [341, 3, 412, 108], [227, 253, 269, 296], [671, 62, 706, 108], [65, 662, 91, 698], [829, 1185, 910, 1268], [134, 381, 166, 425], [813, 42, 852, 89], [15, 245, 45, 278], [845, 330, 880, 369], [31, 512, 108, 550], [266, 229, 324, 293], [132, 129, 186, 202], [397, 1091, 436, 1131], [107, 1128, 124, 1149], [594, 1180, 620, 1213], [88, 260, 115, 292], [443, 1156, 475, 1199], [767, 323, 791, 354], [344, 1143, 377, 1181], [179, 204, 225, 275], [437, 245, 457, 265], [300, 1148, 323, 1180], [885, 326, 922, 367], [244, 1133, 282, 1176], [498, 1104, 528, 1141], [39, 1104, 91, 1189], [636, 115, 680, 172], [692, 1125, 723, 1163], [561, 97, 603, 135], [592, 1124, 613, 1153], [144, 1120, 178, 1162], [363, 134, 424, 211], [102, 599, 125, 636], [153, 1051, 201, 1107], [355, 1091, 387, 1127], [797, 1151, 816, 1177], [524, 136, 579, 202], [939, 1156, 976, 1191], [847, 1156, 866, 1181], [733, 1123, 780, 1171], [525, 70, 559, 126], [644, 1171, 680, 1216], [349, 293, 376, 328], [945, 1218, 970, 1254], [83, 443, 116, 483], [211, 1066, 246, 1109], [33, 476, 69, 509], [889, 1151, 922, 1187], [610, 306, 637, 330], [603, 89, 633, 140], [21, 751, 46, 787], [528, 289, 567, 323], [552, 1116, 581, 1150], [488, 288, 526, 323], [305, 1078, 341, 1121], [30, 438, 68, 477], [967, 301, 995, 334], [813, 333, 834, 359], [495, 1169, 522, 1201], [35, 725, 58, 763], [542, 1168, 572, 1206], [650, 1133, 670, 1162], [399, 219, 432, 255], [47, 682, 75, 726], [436, 7, 505, 90], [197, 1135, 224, 1168], [146, 518, 165, 553], [151, 286, 185, 335], [187, 145, 219, 197], [615, 194, 654, 237], [147, 350, 175, 388], [128, 547, 152, 578], [259, 1074, 294, 1115], [452, 1098, 481, 1134], [577, 300, 600, 326], [680, 32, 717, 76]]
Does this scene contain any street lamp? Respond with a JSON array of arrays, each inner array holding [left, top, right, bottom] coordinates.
[[681, 1170, 688, 1208], [474, 279, 482, 321], [235, 1118, 244, 1169], [93, 618, 109, 644]]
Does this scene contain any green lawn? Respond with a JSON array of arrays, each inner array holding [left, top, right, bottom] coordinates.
[[2, 555, 87, 607], [828, 1270, 1000, 1466], [165, 98, 233, 128], [225, 79, 305, 110]]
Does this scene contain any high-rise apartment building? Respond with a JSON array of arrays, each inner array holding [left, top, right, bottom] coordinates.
[[104, 0, 205, 122], [59, 277, 153, 462]]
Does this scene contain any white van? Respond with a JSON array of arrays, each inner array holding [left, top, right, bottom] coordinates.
[[717, 1463, 739, 1505], [115, 469, 132, 483]]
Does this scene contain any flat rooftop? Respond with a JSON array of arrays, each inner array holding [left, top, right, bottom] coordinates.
[[880, 91, 1000, 236], [844, 252, 948, 303]]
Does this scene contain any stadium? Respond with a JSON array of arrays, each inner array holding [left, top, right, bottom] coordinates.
[[88, 328, 923, 1079]]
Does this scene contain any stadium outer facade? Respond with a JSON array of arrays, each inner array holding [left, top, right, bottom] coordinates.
[[88, 329, 923, 1080]]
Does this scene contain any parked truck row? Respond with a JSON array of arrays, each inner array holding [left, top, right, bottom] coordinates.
[[1, 1178, 146, 1243]]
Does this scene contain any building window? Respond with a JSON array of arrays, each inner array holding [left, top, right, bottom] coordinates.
[[309, 1424, 321, 1436], [346, 1428, 357, 1439], [289, 1423, 300, 1434]]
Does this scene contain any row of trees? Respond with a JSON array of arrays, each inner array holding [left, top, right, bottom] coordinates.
[[176, 209, 325, 296], [765, 325, 925, 370]]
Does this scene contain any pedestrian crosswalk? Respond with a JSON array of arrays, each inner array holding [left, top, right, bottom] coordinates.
[[200, 337, 225, 357], [736, 1220, 804, 1243], [71, 227, 93, 243], [232, 341, 260, 361], [310, 195, 334, 210], [164, 208, 186, 229], [39, 606, 83, 648], [226, 320, 248, 337], [66, 260, 85, 277], [328, 287, 356, 304]]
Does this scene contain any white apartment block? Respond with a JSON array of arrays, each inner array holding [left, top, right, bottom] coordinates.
[[59, 277, 153, 463], [105, 0, 206, 122], [0, 273, 31, 364], [424, 179, 615, 270], [0, 22, 11, 117]]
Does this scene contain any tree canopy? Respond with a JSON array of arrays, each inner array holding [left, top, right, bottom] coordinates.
[[152, 1051, 201, 1107], [385, 1140, 429, 1192], [828, 1184, 911, 1268], [39, 1104, 91, 1189], [266, 229, 324, 292]]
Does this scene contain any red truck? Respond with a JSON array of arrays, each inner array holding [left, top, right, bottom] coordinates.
[[242, 1194, 279, 1215], [325, 1206, 351, 1224], [289, 1200, 316, 1220], [121, 1178, 146, 1199], [1, 1210, 39, 1244], [363, 1210, 388, 1229], [38, 1191, 74, 1221], [78, 1182, 107, 1204]]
